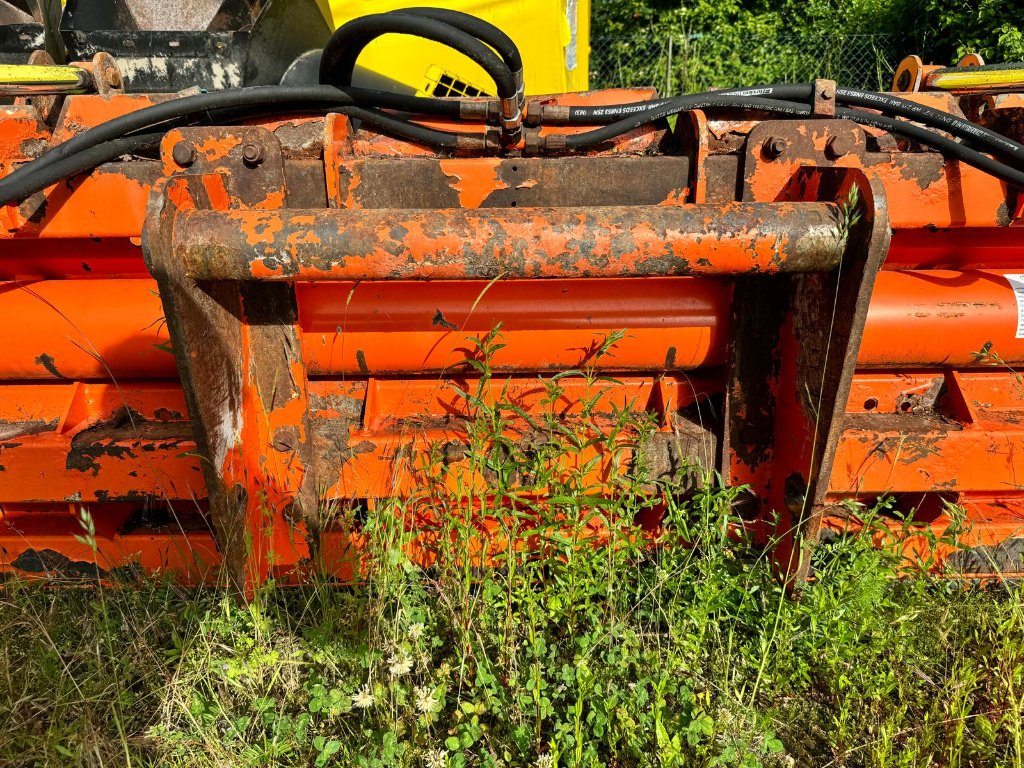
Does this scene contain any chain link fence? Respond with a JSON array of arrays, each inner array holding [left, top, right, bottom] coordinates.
[[590, 33, 902, 93]]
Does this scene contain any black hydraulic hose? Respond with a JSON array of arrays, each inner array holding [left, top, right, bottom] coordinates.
[[0, 86, 346, 189], [563, 94, 817, 147], [723, 83, 1024, 168], [318, 13, 516, 100], [559, 97, 675, 121], [396, 7, 522, 77], [0, 103, 479, 205], [0, 130, 166, 204], [345, 86, 464, 116], [833, 105, 1024, 188], [838, 86, 1024, 165], [563, 92, 1024, 188], [560, 83, 1024, 171], [556, 85, 793, 122], [0, 85, 473, 191], [395, 7, 525, 125]]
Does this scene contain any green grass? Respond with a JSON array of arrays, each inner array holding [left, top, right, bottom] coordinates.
[[2, 332, 1023, 767], [3, 503, 1023, 768]]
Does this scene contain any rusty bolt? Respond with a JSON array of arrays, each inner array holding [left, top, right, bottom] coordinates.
[[281, 500, 303, 527], [272, 426, 297, 453], [241, 143, 264, 166], [825, 134, 853, 160], [171, 141, 194, 167], [762, 136, 787, 160]]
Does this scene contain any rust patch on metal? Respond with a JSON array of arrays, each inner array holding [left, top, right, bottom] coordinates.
[[333, 156, 693, 209], [949, 537, 1024, 575], [66, 408, 189, 475], [439, 157, 506, 208], [432, 309, 458, 331], [34, 353, 66, 379], [11, 548, 106, 579], [0, 418, 58, 441]]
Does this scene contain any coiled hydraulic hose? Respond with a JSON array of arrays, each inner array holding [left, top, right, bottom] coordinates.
[[318, 10, 522, 137], [319, 13, 515, 99], [397, 8, 523, 83], [396, 7, 525, 114]]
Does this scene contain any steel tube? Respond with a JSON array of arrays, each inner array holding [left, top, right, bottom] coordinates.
[[173, 203, 845, 281], [0, 277, 730, 378], [858, 270, 1024, 368], [7, 271, 1024, 379]]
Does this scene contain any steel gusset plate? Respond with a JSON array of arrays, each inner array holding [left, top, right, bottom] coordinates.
[[143, 126, 317, 595], [727, 149, 891, 579]]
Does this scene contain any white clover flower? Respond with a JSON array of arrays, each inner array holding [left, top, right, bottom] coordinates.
[[351, 684, 374, 709], [408, 622, 425, 641], [388, 651, 414, 676], [535, 755, 554, 768], [415, 685, 441, 715], [423, 748, 447, 768]]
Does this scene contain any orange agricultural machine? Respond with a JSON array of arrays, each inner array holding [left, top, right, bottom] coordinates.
[[3, 3, 1024, 591]]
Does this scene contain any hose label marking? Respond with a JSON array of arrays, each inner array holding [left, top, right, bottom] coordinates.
[[1004, 274, 1024, 338]]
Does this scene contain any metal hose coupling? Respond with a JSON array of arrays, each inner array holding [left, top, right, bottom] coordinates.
[[456, 128, 503, 152], [523, 132, 567, 154], [513, 68, 525, 111], [458, 99, 500, 121], [524, 102, 569, 125], [500, 93, 523, 142]]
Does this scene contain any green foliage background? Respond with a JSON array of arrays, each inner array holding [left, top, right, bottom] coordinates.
[[590, 0, 1024, 92]]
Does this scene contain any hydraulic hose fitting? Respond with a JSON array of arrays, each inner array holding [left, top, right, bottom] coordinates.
[[459, 99, 500, 121], [512, 68, 526, 111], [524, 132, 566, 154], [541, 104, 569, 123], [525, 100, 543, 126], [524, 102, 570, 126], [500, 94, 523, 144], [456, 128, 503, 152]]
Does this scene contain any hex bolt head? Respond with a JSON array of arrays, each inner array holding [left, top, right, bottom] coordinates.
[[272, 426, 297, 453], [242, 143, 264, 166], [825, 134, 852, 160], [171, 141, 194, 167], [763, 136, 787, 160], [525, 100, 543, 125]]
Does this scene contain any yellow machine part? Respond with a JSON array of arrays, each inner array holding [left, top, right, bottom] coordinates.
[[327, 0, 589, 95]]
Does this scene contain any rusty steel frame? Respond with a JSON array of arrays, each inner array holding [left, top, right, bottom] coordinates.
[[3, 81, 1024, 589]]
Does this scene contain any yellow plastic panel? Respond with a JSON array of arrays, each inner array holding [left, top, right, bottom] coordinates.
[[327, 0, 588, 94]]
